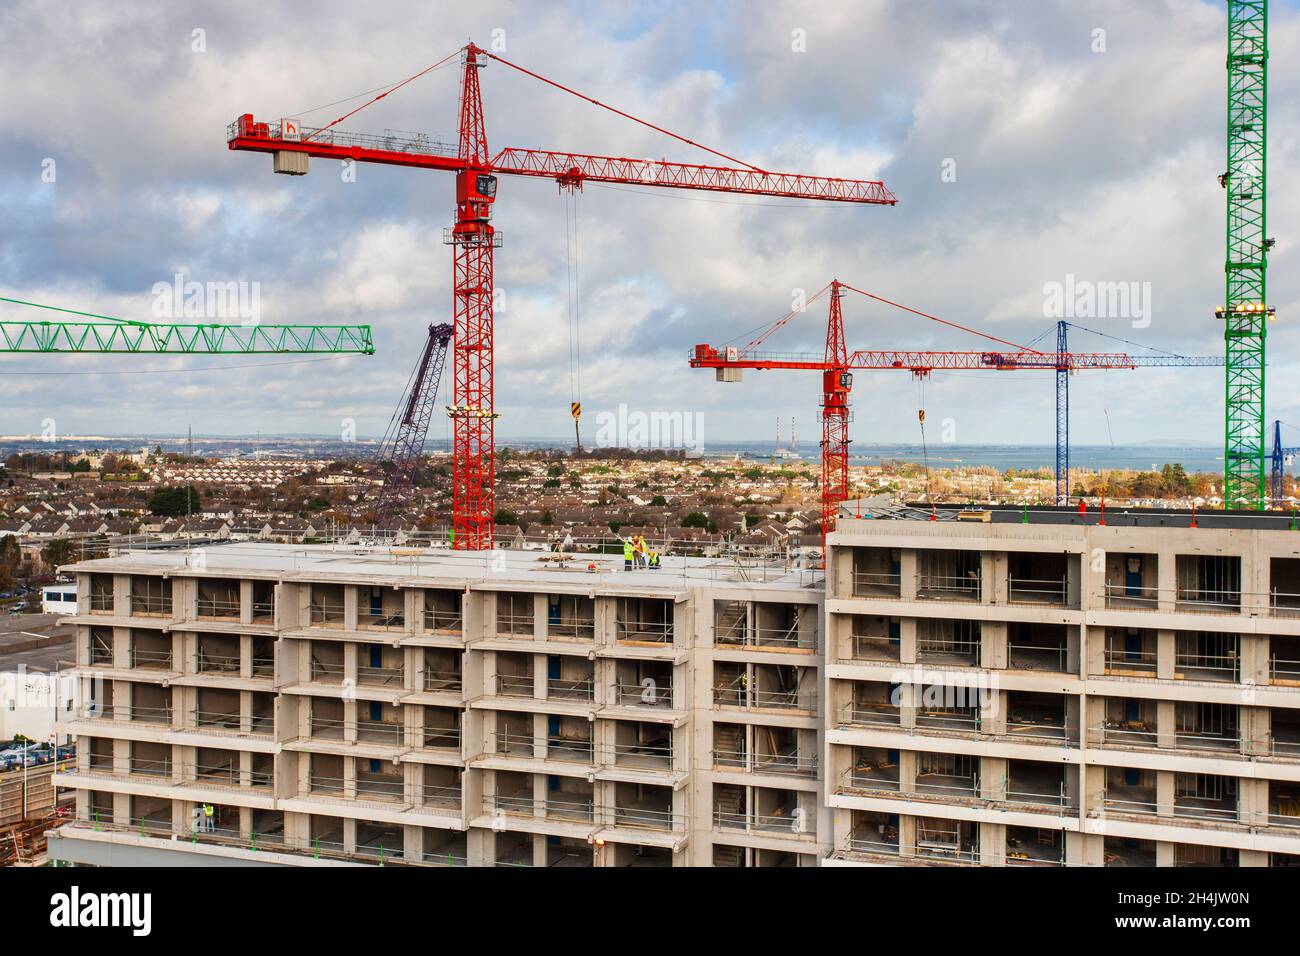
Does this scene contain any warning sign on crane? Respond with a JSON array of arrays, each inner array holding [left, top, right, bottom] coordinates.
[[571, 402, 581, 420], [281, 117, 302, 142]]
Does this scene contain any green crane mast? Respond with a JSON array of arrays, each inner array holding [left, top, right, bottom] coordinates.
[[1221, 0, 1274, 509]]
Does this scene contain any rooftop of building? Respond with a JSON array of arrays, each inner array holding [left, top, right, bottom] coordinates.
[[841, 496, 1300, 532], [67, 542, 824, 594], [0, 614, 74, 674]]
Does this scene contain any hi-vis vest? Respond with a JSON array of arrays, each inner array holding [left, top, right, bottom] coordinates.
[[623, 540, 634, 559]]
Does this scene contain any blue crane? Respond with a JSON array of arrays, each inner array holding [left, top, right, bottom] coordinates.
[[1270, 420, 1300, 504], [1040, 321, 1224, 504]]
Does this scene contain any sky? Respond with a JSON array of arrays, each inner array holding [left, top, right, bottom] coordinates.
[[1, 0, 1299, 451]]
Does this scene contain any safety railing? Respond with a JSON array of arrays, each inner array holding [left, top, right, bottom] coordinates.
[[1269, 590, 1300, 618], [497, 673, 535, 696], [610, 741, 674, 770], [307, 772, 345, 795], [1005, 852, 1065, 867], [357, 663, 404, 687], [1173, 726, 1241, 752], [1101, 794, 1177, 818], [194, 762, 273, 789], [751, 750, 818, 776], [844, 830, 900, 856], [837, 701, 901, 727], [309, 715, 347, 740], [356, 718, 404, 746], [1103, 582, 1160, 610], [359, 607, 405, 630], [490, 730, 536, 758], [916, 573, 981, 601], [1103, 647, 1158, 675], [496, 612, 535, 636], [713, 683, 816, 713], [1004, 718, 1069, 742], [714, 613, 749, 646], [916, 637, 980, 666], [1008, 642, 1069, 673], [547, 736, 595, 763], [308, 601, 345, 626], [127, 704, 173, 725], [841, 765, 901, 793], [1270, 736, 1300, 757], [1173, 650, 1239, 681], [1004, 785, 1072, 811], [612, 804, 683, 832], [712, 747, 748, 770], [422, 667, 462, 693], [128, 758, 173, 779], [753, 623, 816, 652], [89, 592, 114, 613], [1091, 722, 1158, 748], [89, 635, 114, 665], [1173, 800, 1240, 824], [850, 633, 899, 662], [251, 654, 274, 677], [420, 784, 462, 811], [547, 618, 595, 641], [547, 677, 595, 701], [1270, 657, 1300, 683], [914, 774, 980, 799], [852, 570, 901, 597], [616, 619, 674, 644], [613, 681, 673, 708], [1008, 576, 1068, 606], [130, 593, 172, 616], [1174, 587, 1241, 613], [422, 846, 469, 866], [194, 708, 241, 731], [423, 608, 463, 632], [251, 599, 274, 623], [421, 725, 461, 750], [130, 647, 173, 670], [196, 596, 240, 619], [914, 840, 980, 864], [197, 649, 241, 674], [354, 773, 406, 801], [714, 808, 810, 835], [310, 660, 345, 683], [915, 709, 982, 733]]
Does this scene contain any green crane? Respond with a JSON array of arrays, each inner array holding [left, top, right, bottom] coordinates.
[[1220, 0, 1274, 509], [0, 297, 374, 354]]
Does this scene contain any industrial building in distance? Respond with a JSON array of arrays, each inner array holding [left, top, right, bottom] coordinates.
[[45, 504, 1300, 867]]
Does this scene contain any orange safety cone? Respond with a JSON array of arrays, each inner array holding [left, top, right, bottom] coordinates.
[[1078, 499, 1087, 516], [929, 504, 937, 522], [1190, 503, 1198, 529], [1099, 496, 1106, 526]]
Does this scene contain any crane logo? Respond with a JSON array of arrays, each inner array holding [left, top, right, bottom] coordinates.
[[281, 117, 302, 141]]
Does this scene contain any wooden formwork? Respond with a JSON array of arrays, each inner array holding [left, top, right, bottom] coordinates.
[[0, 760, 74, 827]]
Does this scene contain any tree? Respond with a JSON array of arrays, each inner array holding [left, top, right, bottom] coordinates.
[[494, 509, 519, 526], [682, 511, 717, 533], [147, 486, 201, 517], [41, 537, 78, 571], [650, 495, 667, 507]]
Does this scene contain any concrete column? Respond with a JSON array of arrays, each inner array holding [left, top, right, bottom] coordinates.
[[1068, 830, 1101, 866], [1082, 624, 1105, 676], [1156, 551, 1177, 612], [1156, 841, 1176, 866], [239, 579, 254, 625], [981, 756, 1007, 801], [899, 618, 917, 665], [980, 822, 1005, 865], [1156, 699, 1176, 749], [1157, 630, 1176, 680], [899, 549, 918, 601], [1155, 771, 1174, 818], [984, 690, 1007, 735], [981, 620, 1008, 670], [898, 749, 918, 794], [344, 584, 359, 632]]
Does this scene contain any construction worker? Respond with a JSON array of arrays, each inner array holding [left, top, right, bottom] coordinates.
[[633, 534, 647, 568], [203, 803, 215, 832], [623, 536, 634, 571], [648, 549, 660, 570]]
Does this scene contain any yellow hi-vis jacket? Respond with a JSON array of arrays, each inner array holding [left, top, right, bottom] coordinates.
[[623, 540, 634, 560]]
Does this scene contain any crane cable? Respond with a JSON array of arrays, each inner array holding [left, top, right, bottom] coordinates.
[[917, 377, 931, 500], [564, 191, 583, 451]]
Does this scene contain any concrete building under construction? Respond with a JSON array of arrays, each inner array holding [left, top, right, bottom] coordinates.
[[45, 506, 1300, 866]]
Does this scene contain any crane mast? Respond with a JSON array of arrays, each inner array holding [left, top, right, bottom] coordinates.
[[1221, 1, 1272, 508]]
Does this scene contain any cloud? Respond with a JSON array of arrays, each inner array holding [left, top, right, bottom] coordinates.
[[0, 0, 1294, 452]]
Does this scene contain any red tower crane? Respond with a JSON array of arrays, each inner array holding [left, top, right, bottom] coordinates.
[[690, 280, 1147, 551], [228, 44, 897, 549]]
